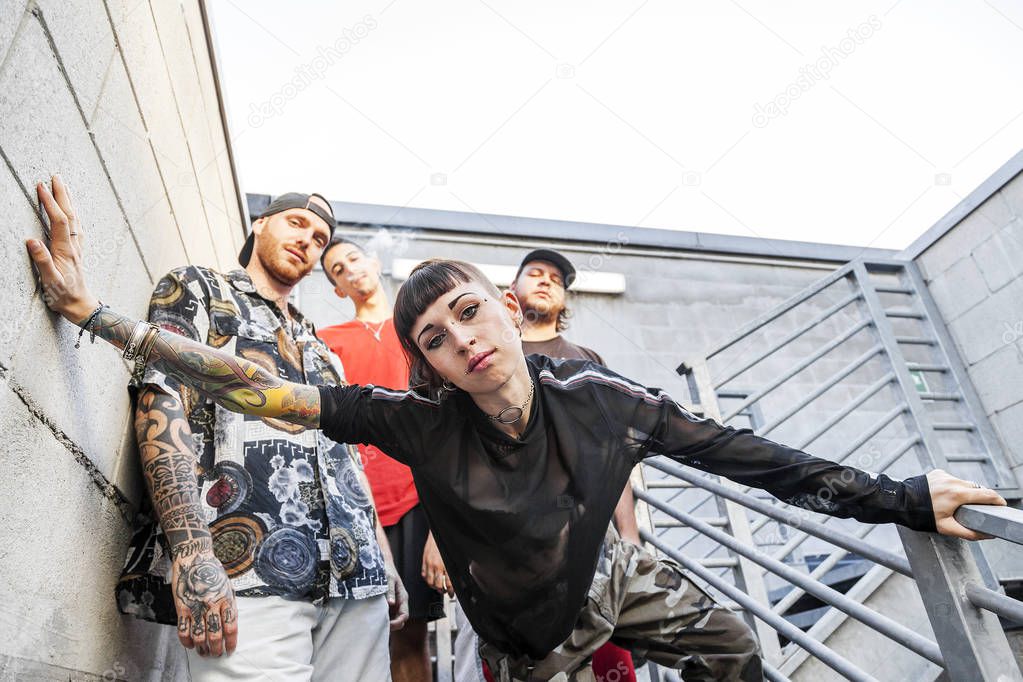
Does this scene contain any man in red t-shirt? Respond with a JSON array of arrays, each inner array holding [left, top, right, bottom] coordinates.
[[317, 237, 442, 682]]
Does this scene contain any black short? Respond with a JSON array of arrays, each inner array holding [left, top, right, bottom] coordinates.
[[385, 504, 445, 622]]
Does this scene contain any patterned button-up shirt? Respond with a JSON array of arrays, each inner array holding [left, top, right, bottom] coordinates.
[[116, 266, 386, 624]]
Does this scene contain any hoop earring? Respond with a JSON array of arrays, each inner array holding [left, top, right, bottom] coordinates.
[[442, 380, 457, 392]]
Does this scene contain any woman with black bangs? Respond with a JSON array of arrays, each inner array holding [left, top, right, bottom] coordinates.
[[27, 177, 1005, 682]]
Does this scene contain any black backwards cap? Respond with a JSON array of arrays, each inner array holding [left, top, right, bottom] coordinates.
[[238, 192, 336, 267]]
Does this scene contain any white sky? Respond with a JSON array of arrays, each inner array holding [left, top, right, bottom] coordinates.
[[207, 0, 1023, 250]]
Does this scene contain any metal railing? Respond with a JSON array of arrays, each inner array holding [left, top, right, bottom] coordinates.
[[637, 258, 1023, 680], [638, 485, 1023, 681]]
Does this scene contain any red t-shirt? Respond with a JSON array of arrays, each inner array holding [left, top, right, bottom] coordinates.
[[317, 318, 419, 527]]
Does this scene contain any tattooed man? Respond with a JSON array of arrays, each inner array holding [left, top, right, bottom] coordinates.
[[115, 191, 407, 680]]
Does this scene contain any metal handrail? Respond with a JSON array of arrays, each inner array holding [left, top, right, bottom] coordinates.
[[704, 263, 859, 361], [712, 290, 863, 389], [641, 530, 880, 682], [757, 347, 885, 437], [771, 526, 872, 617], [722, 319, 872, 422], [643, 458, 913, 576], [658, 258, 1023, 680], [635, 488, 944, 665], [955, 504, 1023, 544], [965, 582, 1023, 624]]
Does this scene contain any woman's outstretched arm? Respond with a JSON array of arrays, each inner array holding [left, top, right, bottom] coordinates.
[[25, 175, 320, 427], [584, 360, 1006, 540]]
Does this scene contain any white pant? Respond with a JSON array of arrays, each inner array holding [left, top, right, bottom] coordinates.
[[186, 595, 391, 682], [453, 600, 487, 682]]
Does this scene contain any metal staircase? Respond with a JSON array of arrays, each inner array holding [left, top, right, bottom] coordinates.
[[636, 258, 1023, 681]]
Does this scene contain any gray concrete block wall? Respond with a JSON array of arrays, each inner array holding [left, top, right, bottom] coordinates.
[[0, 1, 242, 678], [916, 172, 1023, 482]]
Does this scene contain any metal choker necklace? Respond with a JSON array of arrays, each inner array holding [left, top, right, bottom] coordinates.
[[487, 381, 534, 424]]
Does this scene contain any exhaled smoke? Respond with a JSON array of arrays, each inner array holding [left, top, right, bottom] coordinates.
[[361, 227, 415, 265]]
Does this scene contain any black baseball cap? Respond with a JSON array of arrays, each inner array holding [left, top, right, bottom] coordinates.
[[515, 249, 577, 288], [239, 192, 336, 267]]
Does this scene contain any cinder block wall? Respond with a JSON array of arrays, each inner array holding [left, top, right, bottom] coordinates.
[[0, 1, 242, 679], [914, 167, 1023, 486]]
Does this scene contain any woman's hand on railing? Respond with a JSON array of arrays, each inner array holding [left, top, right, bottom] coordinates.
[[928, 469, 1006, 540], [24, 175, 101, 324]]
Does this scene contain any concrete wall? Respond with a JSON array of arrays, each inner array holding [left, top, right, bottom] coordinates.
[[0, 1, 242, 679], [912, 166, 1023, 487]]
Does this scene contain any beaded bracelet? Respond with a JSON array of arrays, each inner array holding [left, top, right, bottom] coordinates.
[[75, 301, 106, 349]]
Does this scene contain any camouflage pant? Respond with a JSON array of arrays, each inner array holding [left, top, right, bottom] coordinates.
[[480, 526, 763, 681]]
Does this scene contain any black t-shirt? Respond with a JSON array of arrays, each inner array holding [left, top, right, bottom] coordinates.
[[521, 335, 603, 365], [318, 355, 935, 659]]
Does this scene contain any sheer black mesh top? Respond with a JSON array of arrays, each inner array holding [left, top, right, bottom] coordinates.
[[318, 355, 934, 659]]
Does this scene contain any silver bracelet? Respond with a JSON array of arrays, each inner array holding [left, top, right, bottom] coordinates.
[[122, 320, 150, 361], [129, 324, 161, 384], [137, 324, 161, 364]]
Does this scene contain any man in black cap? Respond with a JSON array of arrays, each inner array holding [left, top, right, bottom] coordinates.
[[514, 249, 641, 677], [116, 193, 407, 681]]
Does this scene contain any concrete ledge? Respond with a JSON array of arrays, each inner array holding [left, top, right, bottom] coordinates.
[[248, 194, 898, 264], [900, 148, 1023, 261]]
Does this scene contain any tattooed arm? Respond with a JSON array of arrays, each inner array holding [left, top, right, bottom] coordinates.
[[136, 387, 237, 657], [25, 176, 320, 427], [95, 306, 321, 426]]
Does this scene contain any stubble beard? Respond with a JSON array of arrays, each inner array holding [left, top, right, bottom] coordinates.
[[521, 295, 561, 325], [258, 238, 312, 288]]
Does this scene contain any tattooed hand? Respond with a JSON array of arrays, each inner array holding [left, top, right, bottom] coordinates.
[[171, 551, 238, 657]]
